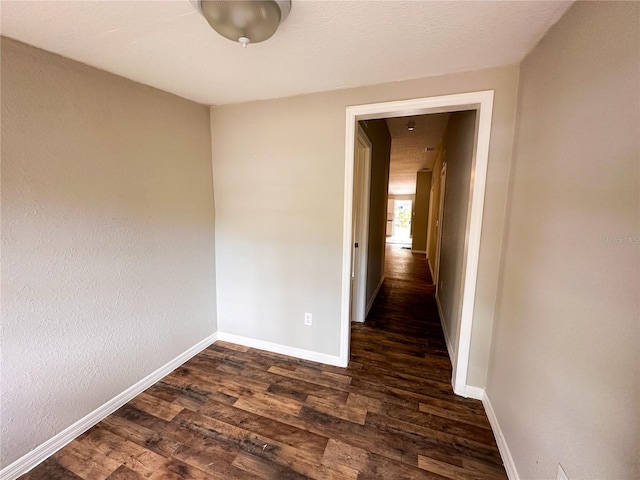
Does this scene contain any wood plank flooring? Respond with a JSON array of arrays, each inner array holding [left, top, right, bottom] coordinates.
[[20, 245, 506, 479]]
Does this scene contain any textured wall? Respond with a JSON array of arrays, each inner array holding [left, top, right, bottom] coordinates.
[[0, 38, 216, 466], [211, 65, 518, 376], [359, 120, 391, 307], [436, 111, 477, 350], [487, 2, 639, 478]]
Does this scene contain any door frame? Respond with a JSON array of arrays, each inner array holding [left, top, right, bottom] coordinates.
[[351, 125, 372, 323], [434, 161, 447, 291], [339, 90, 494, 397], [426, 172, 436, 266]]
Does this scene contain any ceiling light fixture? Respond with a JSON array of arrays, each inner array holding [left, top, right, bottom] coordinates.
[[192, 0, 291, 48], [406, 120, 416, 131]]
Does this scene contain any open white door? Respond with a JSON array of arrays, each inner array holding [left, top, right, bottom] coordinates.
[[350, 126, 372, 323]]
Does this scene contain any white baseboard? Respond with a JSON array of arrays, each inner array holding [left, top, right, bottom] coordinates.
[[435, 295, 484, 400], [435, 293, 454, 364], [365, 275, 385, 317], [482, 391, 520, 480], [217, 332, 343, 367], [427, 258, 435, 283], [411, 249, 426, 254], [461, 385, 484, 400], [0, 332, 219, 480]]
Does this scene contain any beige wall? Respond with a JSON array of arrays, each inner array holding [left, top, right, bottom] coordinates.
[[487, 2, 639, 478], [358, 120, 391, 309], [412, 171, 432, 252], [0, 38, 216, 466], [436, 111, 477, 352], [211, 65, 519, 378]]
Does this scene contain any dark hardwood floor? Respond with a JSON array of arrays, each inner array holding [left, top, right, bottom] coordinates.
[[21, 245, 506, 479]]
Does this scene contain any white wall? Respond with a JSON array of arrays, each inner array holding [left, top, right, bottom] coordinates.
[[0, 38, 217, 467], [487, 2, 639, 478], [437, 111, 477, 352], [211, 65, 519, 379]]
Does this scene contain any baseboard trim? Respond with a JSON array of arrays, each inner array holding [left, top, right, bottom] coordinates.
[[461, 385, 484, 400], [436, 296, 484, 400], [435, 293, 454, 364], [217, 332, 343, 367], [427, 258, 435, 283], [483, 391, 520, 480], [411, 249, 426, 254], [0, 332, 219, 480], [365, 275, 385, 317]]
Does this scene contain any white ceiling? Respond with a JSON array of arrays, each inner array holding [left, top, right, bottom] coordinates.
[[0, 0, 573, 106], [386, 113, 449, 195]]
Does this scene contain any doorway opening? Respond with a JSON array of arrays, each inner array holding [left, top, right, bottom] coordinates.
[[339, 91, 494, 398], [388, 199, 412, 245]]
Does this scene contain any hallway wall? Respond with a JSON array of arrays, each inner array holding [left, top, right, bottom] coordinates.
[[436, 111, 477, 356], [412, 171, 432, 252], [358, 120, 391, 310], [487, 2, 639, 478]]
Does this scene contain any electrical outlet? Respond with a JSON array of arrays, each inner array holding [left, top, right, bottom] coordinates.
[[557, 464, 568, 480], [304, 313, 312, 326]]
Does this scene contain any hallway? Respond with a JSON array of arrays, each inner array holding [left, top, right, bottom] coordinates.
[[349, 244, 508, 478], [363, 244, 444, 343]]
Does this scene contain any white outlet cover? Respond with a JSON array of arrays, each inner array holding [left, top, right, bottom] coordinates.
[[557, 464, 569, 480], [304, 313, 312, 325]]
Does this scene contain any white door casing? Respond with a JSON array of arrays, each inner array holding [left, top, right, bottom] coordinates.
[[340, 91, 494, 398], [350, 126, 372, 323]]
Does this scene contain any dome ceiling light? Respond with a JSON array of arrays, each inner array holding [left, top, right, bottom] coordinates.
[[192, 0, 291, 48]]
